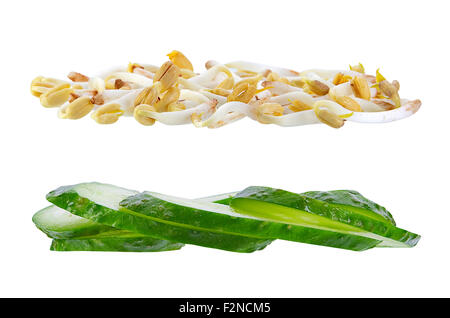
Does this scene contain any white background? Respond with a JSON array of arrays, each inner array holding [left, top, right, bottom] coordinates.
[[1, 0, 449, 297]]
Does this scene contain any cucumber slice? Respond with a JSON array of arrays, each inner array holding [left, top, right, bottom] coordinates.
[[199, 190, 395, 224], [33, 205, 130, 239], [301, 190, 396, 225], [231, 186, 420, 248], [50, 237, 183, 252], [120, 192, 382, 251], [46, 183, 273, 253], [34, 205, 184, 251]]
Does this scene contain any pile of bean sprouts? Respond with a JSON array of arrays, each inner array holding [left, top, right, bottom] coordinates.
[[30, 51, 421, 128]]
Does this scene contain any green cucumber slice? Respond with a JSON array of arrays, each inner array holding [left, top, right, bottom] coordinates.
[[34, 205, 184, 251], [46, 182, 273, 253], [120, 192, 382, 251], [231, 186, 420, 248], [301, 190, 396, 225], [33, 205, 130, 239], [50, 237, 183, 252]]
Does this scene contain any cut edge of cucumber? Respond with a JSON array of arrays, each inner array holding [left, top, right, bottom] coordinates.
[[73, 182, 139, 209], [33, 205, 94, 231]]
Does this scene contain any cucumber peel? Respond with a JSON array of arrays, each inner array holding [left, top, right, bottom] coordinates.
[[50, 237, 184, 252], [301, 190, 396, 225]]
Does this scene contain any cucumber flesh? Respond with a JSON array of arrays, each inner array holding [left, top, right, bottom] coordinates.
[[34, 205, 184, 251], [50, 237, 184, 252], [196, 192, 237, 205], [120, 191, 382, 251], [46, 183, 273, 253], [231, 186, 420, 248], [33, 205, 128, 239]]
